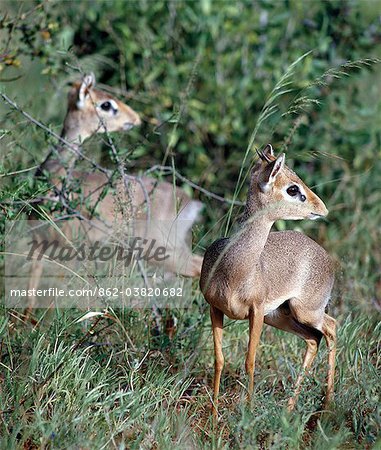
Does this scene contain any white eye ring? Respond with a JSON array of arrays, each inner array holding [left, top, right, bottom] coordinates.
[[281, 183, 307, 203], [98, 99, 119, 113], [108, 99, 118, 111]]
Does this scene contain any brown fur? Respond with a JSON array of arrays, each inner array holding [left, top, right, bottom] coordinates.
[[63, 81, 141, 143], [26, 74, 203, 313], [200, 144, 336, 419]]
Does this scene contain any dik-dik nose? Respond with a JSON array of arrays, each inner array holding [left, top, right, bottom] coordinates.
[[131, 112, 142, 126], [316, 197, 329, 217], [123, 111, 141, 130], [309, 193, 329, 219]]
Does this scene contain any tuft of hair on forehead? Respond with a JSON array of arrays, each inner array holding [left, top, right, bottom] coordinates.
[[258, 149, 301, 182]]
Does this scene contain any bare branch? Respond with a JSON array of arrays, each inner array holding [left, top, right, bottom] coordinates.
[[145, 165, 245, 206], [0, 92, 111, 176], [0, 165, 40, 178]]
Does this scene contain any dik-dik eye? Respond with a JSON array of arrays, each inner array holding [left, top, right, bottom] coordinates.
[[100, 101, 112, 111], [286, 185, 299, 197], [99, 99, 118, 114]]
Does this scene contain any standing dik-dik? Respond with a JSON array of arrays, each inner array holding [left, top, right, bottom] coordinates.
[[26, 73, 203, 313], [200, 145, 336, 418]]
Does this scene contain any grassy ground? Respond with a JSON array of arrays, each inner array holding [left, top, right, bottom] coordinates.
[[0, 288, 380, 448]]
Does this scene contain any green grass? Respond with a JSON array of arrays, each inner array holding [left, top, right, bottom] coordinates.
[[0, 300, 380, 449]]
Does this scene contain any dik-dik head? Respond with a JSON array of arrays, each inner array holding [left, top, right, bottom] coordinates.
[[248, 144, 328, 221], [63, 73, 141, 143]]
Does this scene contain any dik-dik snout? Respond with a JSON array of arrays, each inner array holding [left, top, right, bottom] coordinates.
[[64, 73, 141, 143], [248, 144, 328, 222]]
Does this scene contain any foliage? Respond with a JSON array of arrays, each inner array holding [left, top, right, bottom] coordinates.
[[1, 0, 381, 448]]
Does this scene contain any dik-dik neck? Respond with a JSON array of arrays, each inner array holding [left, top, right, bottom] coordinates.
[[230, 198, 275, 273], [39, 124, 85, 173], [237, 210, 274, 255]]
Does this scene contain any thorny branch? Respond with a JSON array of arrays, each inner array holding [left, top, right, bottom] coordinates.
[[0, 92, 111, 176]]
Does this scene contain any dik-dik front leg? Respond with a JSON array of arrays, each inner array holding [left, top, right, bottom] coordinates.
[[246, 305, 264, 399], [210, 306, 224, 420], [322, 314, 336, 409]]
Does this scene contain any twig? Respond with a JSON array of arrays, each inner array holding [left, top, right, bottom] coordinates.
[[0, 165, 39, 178], [145, 165, 245, 206], [0, 92, 110, 176]]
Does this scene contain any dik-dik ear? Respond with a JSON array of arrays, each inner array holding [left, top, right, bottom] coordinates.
[[77, 73, 96, 109], [260, 153, 285, 191]]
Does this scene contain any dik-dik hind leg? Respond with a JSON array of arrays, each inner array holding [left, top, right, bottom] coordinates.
[[321, 314, 336, 408], [245, 305, 264, 400], [210, 306, 224, 420], [191, 254, 203, 277], [264, 306, 322, 411], [184, 253, 203, 277], [24, 257, 44, 320], [287, 337, 320, 411], [168, 246, 202, 277]]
